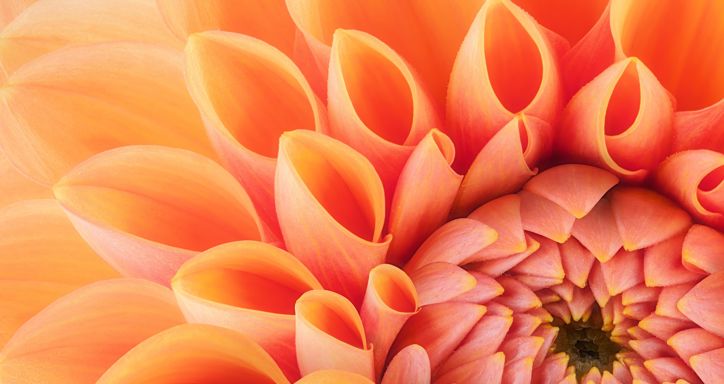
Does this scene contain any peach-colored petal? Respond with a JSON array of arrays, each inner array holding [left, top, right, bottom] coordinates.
[[668, 328, 724, 365], [387, 130, 462, 266], [467, 195, 527, 260], [437, 314, 513, 376], [532, 325, 559, 367], [545, 301, 571, 324], [629, 338, 676, 361], [0, 151, 49, 208], [470, 234, 540, 277], [556, 59, 674, 182], [54, 146, 262, 285], [600, 249, 644, 296], [507, 313, 542, 339], [380, 345, 430, 384], [502, 355, 535, 384], [610, 188, 692, 251], [690, 348, 724, 384], [446, 0, 562, 170], [658, 283, 696, 321], [678, 271, 724, 338], [410, 262, 476, 307], [560, 237, 596, 288], [519, 190, 576, 243], [97, 324, 290, 384], [359, 264, 418, 377], [589, 262, 611, 307], [612, 360, 633, 383], [0, 0, 179, 80], [297, 370, 374, 384], [533, 352, 568, 384], [496, 276, 542, 313], [621, 285, 660, 306], [511, 0, 608, 45], [654, 150, 724, 231], [550, 280, 575, 303], [571, 198, 623, 263], [0, 200, 118, 345], [644, 235, 704, 287], [0, 0, 35, 30], [638, 314, 693, 341], [171, 241, 321, 379], [581, 367, 602, 384], [568, 286, 596, 322], [0, 42, 215, 185], [682, 225, 724, 274], [644, 357, 700, 384], [511, 235, 564, 282], [436, 352, 505, 384], [276, 131, 388, 305], [454, 116, 551, 216], [295, 290, 373, 379], [185, 31, 325, 241], [673, 100, 724, 153], [0, 279, 184, 383], [453, 272, 506, 304]]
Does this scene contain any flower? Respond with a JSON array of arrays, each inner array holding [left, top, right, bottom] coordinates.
[[0, 0, 722, 383]]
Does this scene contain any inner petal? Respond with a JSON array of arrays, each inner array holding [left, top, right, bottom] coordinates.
[[604, 60, 641, 137]]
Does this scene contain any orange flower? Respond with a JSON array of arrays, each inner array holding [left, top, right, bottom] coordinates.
[[1, 1, 723, 383]]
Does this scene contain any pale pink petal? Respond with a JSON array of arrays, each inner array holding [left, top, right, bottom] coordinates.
[[380, 345, 430, 384]]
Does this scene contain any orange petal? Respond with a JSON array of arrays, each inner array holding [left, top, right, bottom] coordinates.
[[276, 131, 388, 305], [682, 225, 724, 274], [678, 271, 724, 338], [410, 262, 477, 306], [610, 187, 692, 251], [453, 272, 505, 304], [467, 195, 527, 261], [295, 290, 373, 379], [657, 283, 696, 321], [511, 235, 564, 281], [629, 338, 676, 361], [296, 370, 374, 384], [387, 130, 462, 266], [621, 284, 660, 306], [507, 313, 542, 339], [0, 0, 179, 80], [496, 276, 542, 313], [0, 279, 184, 383], [690, 347, 724, 384], [380, 345, 430, 384], [436, 352, 505, 384], [644, 235, 704, 287], [589, 262, 611, 307], [446, 0, 562, 170], [560, 237, 596, 288], [571, 198, 623, 263], [532, 325, 559, 367], [453, 115, 550, 215], [672, 100, 724, 153], [519, 190, 576, 243], [0, 42, 215, 184], [568, 286, 596, 322], [600, 249, 643, 296], [54, 146, 263, 285], [533, 352, 568, 384], [470, 234, 540, 277], [668, 328, 724, 365], [638, 314, 693, 341], [97, 324, 289, 384], [359, 264, 418, 377], [511, 0, 608, 45], [437, 314, 512, 376], [0, 200, 118, 345], [0, 0, 35, 30], [0, 144, 49, 209], [502, 355, 535, 384], [172, 241, 322, 380], [644, 357, 700, 384], [654, 150, 724, 231], [327, 29, 439, 198], [556, 58, 674, 182]]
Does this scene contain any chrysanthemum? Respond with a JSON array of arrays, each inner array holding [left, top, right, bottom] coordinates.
[[0, 0, 722, 383]]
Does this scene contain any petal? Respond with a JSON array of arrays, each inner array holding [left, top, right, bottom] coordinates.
[[532, 353, 568, 384], [97, 324, 289, 384], [644, 235, 704, 287], [691, 348, 724, 384], [446, 0, 562, 170], [0, 279, 184, 384], [644, 357, 700, 384], [610, 187, 692, 251], [172, 241, 322, 379], [519, 190, 576, 243], [54, 146, 263, 285], [453, 272, 505, 304], [638, 314, 693, 341], [0, 200, 118, 345], [470, 234, 540, 277], [410, 262, 477, 306], [600, 249, 643, 296], [495, 276, 542, 313], [0, 0, 35, 29], [672, 100, 724, 153], [589, 262, 611, 307], [510, 235, 564, 281], [380, 345, 431, 384], [276, 131, 388, 305], [511, 0, 608, 45], [568, 286, 596, 322], [682, 225, 724, 274], [0, 42, 215, 184], [678, 271, 724, 338], [657, 283, 697, 322], [668, 328, 724, 365], [571, 198, 623, 263], [467, 195, 527, 261], [621, 284, 660, 306], [295, 290, 373, 379], [0, 147, 50, 209], [436, 352, 505, 384], [556, 58, 674, 182], [438, 314, 512, 375], [387, 130, 462, 266], [560, 237, 596, 288], [296, 370, 374, 384]]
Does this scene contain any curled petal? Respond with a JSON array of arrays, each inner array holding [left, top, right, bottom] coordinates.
[[638, 314, 692, 341], [682, 225, 724, 274], [0, 279, 184, 384], [381, 345, 431, 384], [276, 131, 388, 305], [533, 352, 568, 384], [97, 324, 289, 384], [556, 58, 674, 182], [0, 150, 49, 208], [295, 290, 373, 379], [410, 262, 476, 307], [673, 100, 724, 153], [0, 42, 215, 184], [678, 271, 724, 338], [54, 146, 263, 285], [510, 235, 564, 283], [453, 272, 505, 304], [446, 0, 562, 170], [296, 370, 374, 384]]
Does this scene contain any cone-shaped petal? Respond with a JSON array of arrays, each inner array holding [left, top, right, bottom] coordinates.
[[682, 225, 724, 274], [97, 324, 289, 384], [410, 262, 477, 306], [622, 285, 660, 306], [657, 284, 695, 321], [295, 290, 373, 379], [296, 370, 374, 384], [0, 42, 215, 185], [678, 271, 724, 338], [54, 146, 263, 285], [276, 131, 388, 305], [380, 345, 430, 384], [467, 195, 527, 261], [0, 151, 50, 208], [644, 235, 704, 287], [519, 190, 575, 243], [0, 200, 118, 345], [359, 264, 418, 377], [571, 198, 623, 262], [185, 31, 325, 240], [673, 100, 724, 153], [557, 59, 674, 182], [691, 347, 724, 384], [172, 241, 321, 379], [0, 279, 184, 383], [447, 0, 562, 170], [387, 130, 462, 265]]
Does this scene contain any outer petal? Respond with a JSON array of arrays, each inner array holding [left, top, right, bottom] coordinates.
[[276, 131, 388, 305], [0, 279, 184, 384], [511, 0, 608, 45], [410, 262, 477, 306], [681, 225, 724, 274], [381, 345, 431, 384], [0, 200, 118, 345], [0, 42, 215, 184], [678, 271, 724, 338], [467, 195, 527, 260], [437, 314, 513, 375], [54, 146, 263, 285], [446, 0, 562, 170], [672, 100, 724, 153], [0, 151, 50, 209], [691, 348, 724, 384], [185, 31, 325, 241], [436, 352, 505, 384], [571, 198, 623, 263], [556, 58, 674, 182], [295, 290, 373, 379], [172, 241, 322, 380], [644, 235, 704, 287], [296, 370, 374, 384], [0, 1, 35, 30], [519, 190, 576, 244]]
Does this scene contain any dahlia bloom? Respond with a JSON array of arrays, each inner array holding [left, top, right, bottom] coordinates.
[[0, 0, 723, 383]]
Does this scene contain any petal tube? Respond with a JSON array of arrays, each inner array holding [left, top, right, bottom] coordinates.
[[556, 58, 674, 182], [0, 42, 215, 184], [276, 131, 388, 305], [359, 264, 418, 377], [54, 146, 263, 285], [185, 31, 325, 240], [0, 279, 184, 384], [0, 150, 50, 208], [678, 271, 724, 338], [98, 324, 289, 384], [682, 225, 724, 274], [327, 29, 439, 199], [380, 345, 431, 384], [446, 0, 562, 170], [387, 130, 462, 265], [295, 290, 373, 379], [296, 370, 374, 384], [0, 200, 118, 345], [172, 241, 322, 379], [672, 100, 724, 153]]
